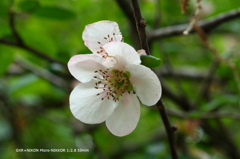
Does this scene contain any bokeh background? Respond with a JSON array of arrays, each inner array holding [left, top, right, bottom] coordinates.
[[0, 0, 240, 159]]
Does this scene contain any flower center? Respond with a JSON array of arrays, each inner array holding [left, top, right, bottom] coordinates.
[[94, 69, 133, 102]]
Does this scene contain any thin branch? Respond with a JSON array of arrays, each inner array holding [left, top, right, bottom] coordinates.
[[115, 0, 135, 26], [15, 58, 70, 91], [9, 12, 24, 45], [159, 67, 219, 81], [166, 108, 240, 120], [156, 100, 178, 159], [149, 8, 240, 41], [0, 38, 66, 66], [194, 59, 219, 107], [0, 12, 66, 67], [115, 0, 141, 49], [110, 130, 166, 159], [153, 0, 188, 102], [131, 0, 150, 54], [131, 0, 178, 158]]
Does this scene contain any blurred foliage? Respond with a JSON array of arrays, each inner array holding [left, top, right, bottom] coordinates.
[[0, 0, 240, 159]]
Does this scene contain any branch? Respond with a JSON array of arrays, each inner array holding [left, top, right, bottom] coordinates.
[[15, 58, 70, 92], [156, 100, 178, 159], [131, 0, 150, 54], [194, 59, 219, 107], [166, 108, 240, 120], [115, 0, 141, 49], [9, 12, 24, 45], [0, 12, 66, 67], [110, 130, 167, 159], [159, 67, 220, 81], [115, 0, 135, 26], [131, 0, 178, 158], [149, 8, 240, 41], [0, 38, 66, 66]]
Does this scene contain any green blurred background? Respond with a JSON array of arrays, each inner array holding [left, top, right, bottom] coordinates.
[[0, 0, 240, 159]]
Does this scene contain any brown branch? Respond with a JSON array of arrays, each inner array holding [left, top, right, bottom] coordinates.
[[9, 12, 24, 45], [194, 59, 219, 107], [159, 67, 220, 81], [115, 0, 141, 49], [15, 58, 70, 91], [110, 130, 167, 159], [115, 0, 135, 26], [156, 100, 178, 159], [149, 8, 240, 41], [166, 108, 240, 120], [131, 0, 178, 158], [0, 38, 66, 66], [0, 12, 66, 67], [131, 0, 150, 54]]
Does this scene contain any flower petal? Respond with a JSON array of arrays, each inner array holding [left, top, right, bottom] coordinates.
[[127, 64, 162, 106], [68, 54, 105, 83], [82, 21, 122, 54], [106, 92, 140, 137], [103, 41, 141, 69], [70, 80, 118, 124]]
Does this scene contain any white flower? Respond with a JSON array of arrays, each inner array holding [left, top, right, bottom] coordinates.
[[82, 20, 122, 66], [68, 41, 162, 136], [82, 20, 144, 68]]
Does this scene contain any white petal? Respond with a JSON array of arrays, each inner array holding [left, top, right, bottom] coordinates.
[[70, 80, 118, 124], [106, 92, 140, 137], [127, 65, 162, 106], [102, 56, 117, 68], [82, 21, 122, 54], [68, 54, 105, 83], [103, 42, 141, 69]]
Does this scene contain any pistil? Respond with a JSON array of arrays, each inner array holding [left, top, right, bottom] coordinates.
[[94, 69, 133, 102]]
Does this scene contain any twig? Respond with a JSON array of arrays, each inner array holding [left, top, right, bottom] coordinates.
[[0, 12, 66, 67], [183, 0, 202, 35], [9, 12, 24, 45], [156, 100, 178, 159], [115, 0, 141, 49], [15, 58, 69, 91], [152, 0, 189, 110], [131, 0, 150, 54], [166, 108, 240, 120], [131, 0, 178, 158], [0, 38, 66, 66], [149, 8, 240, 41], [159, 67, 220, 81], [110, 130, 166, 159], [180, 0, 189, 14], [194, 58, 219, 107]]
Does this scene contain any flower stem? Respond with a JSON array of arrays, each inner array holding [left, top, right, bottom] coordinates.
[[131, 0, 178, 158]]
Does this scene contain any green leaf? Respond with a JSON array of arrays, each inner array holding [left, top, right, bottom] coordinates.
[[140, 55, 162, 69], [18, 0, 40, 12], [33, 6, 75, 20], [0, 46, 15, 76]]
